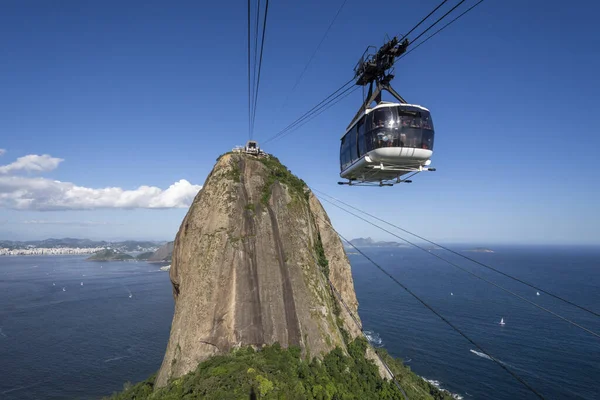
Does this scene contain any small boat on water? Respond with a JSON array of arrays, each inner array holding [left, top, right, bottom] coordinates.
[[500, 318, 505, 326]]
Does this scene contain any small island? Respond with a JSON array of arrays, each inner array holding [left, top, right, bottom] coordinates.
[[86, 249, 134, 261]]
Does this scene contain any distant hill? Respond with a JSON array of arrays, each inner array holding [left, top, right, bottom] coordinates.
[[86, 249, 134, 262], [148, 241, 174, 262], [136, 251, 155, 261], [346, 237, 407, 248]]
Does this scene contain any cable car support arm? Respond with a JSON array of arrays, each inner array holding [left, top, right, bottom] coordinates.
[[346, 37, 409, 130]]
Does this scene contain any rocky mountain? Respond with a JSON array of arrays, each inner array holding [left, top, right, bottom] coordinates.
[[147, 241, 174, 262], [155, 153, 388, 387]]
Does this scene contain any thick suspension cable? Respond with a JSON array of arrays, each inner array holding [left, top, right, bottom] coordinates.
[[263, 77, 354, 144], [247, 0, 252, 139], [399, 0, 485, 61], [312, 213, 546, 399], [409, 0, 468, 45], [399, 0, 451, 42], [314, 189, 600, 319], [279, 0, 349, 112], [250, 0, 261, 138], [250, 0, 269, 139], [271, 85, 359, 143]]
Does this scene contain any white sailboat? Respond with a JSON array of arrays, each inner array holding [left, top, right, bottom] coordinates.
[[499, 317, 505, 326]]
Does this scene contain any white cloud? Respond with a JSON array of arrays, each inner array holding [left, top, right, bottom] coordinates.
[[0, 154, 64, 174], [0, 176, 202, 211], [0, 149, 5, 156], [0, 152, 202, 210]]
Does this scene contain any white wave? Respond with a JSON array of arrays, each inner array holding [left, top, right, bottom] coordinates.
[[363, 330, 383, 347], [422, 377, 463, 399], [0, 328, 6, 337]]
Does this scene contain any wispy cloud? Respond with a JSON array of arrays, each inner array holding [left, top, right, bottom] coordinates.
[[0, 152, 202, 211], [0, 154, 63, 174], [0, 149, 5, 156]]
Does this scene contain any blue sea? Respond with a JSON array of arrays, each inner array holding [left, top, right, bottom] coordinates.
[[0, 245, 599, 399]]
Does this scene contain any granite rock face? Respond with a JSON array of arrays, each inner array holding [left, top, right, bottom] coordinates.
[[156, 153, 387, 387]]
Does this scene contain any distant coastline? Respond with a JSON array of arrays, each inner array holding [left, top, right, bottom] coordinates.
[[0, 247, 106, 256], [0, 238, 163, 257]]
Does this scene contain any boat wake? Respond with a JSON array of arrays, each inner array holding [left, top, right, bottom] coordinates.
[[470, 349, 493, 361], [104, 356, 129, 363]]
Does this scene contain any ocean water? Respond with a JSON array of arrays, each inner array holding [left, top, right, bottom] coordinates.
[[351, 245, 600, 400], [0, 257, 174, 399], [0, 246, 599, 399]]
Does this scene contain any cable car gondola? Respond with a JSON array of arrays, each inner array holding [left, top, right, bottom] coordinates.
[[339, 101, 435, 186], [338, 37, 436, 187]]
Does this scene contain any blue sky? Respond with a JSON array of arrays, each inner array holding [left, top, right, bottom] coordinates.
[[1, 0, 599, 244]]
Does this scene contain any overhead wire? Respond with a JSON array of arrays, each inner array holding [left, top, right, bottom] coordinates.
[[250, 0, 262, 138], [399, 0, 485, 61], [262, 77, 355, 144], [409, 0, 468, 44], [314, 193, 600, 339], [278, 0, 350, 112], [250, 0, 270, 140], [247, 0, 252, 139], [314, 189, 600, 319], [398, 0, 451, 42], [269, 84, 359, 143], [311, 212, 546, 400]]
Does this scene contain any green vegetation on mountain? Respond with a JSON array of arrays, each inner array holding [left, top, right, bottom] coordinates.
[[105, 339, 452, 400], [87, 249, 133, 261], [258, 155, 309, 205], [315, 232, 330, 280]]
